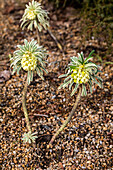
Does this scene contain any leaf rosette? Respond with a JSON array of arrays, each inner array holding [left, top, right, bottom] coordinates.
[[58, 50, 103, 96], [10, 39, 48, 84], [22, 131, 38, 143], [21, 0, 49, 31]]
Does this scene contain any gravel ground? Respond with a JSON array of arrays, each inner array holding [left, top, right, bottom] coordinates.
[[0, 0, 113, 169]]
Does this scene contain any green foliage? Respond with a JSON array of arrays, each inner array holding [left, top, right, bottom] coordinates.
[[10, 39, 48, 85], [81, 0, 113, 50], [49, 0, 113, 52], [58, 50, 103, 96], [21, 0, 49, 31]]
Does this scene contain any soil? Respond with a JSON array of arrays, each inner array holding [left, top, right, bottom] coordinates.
[[0, 0, 113, 169]]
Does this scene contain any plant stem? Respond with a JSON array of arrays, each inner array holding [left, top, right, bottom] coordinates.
[[36, 27, 40, 45], [49, 87, 82, 145], [22, 75, 31, 133]]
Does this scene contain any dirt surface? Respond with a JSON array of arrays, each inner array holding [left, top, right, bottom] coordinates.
[[0, 0, 113, 169]]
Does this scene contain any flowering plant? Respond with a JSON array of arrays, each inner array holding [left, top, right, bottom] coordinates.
[[10, 39, 47, 85], [22, 131, 38, 143], [58, 50, 103, 96], [10, 39, 48, 143], [21, 0, 49, 31], [49, 50, 103, 145]]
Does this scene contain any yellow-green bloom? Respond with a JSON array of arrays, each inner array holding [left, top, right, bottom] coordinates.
[[71, 66, 90, 84], [26, 10, 36, 20], [10, 39, 48, 85], [58, 51, 103, 96], [21, 0, 49, 31], [21, 52, 37, 71]]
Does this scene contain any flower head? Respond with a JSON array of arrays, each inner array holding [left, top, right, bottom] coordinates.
[[10, 39, 48, 84], [21, 52, 37, 71], [21, 0, 49, 31], [58, 50, 103, 96]]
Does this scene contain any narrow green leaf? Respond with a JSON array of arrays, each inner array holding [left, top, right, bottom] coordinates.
[[64, 75, 71, 82], [71, 83, 79, 96], [69, 65, 78, 70], [12, 65, 17, 75], [39, 65, 48, 74], [58, 74, 67, 78], [92, 77, 102, 88], [95, 76, 103, 82], [82, 84, 87, 96], [80, 52, 84, 63], [84, 50, 94, 63], [71, 57, 82, 65], [27, 70, 31, 85], [36, 67, 44, 80], [10, 57, 21, 67], [84, 56, 93, 63], [17, 66, 22, 75], [85, 62, 97, 68], [63, 80, 71, 88], [30, 71, 33, 82], [69, 81, 74, 90], [58, 82, 67, 90]]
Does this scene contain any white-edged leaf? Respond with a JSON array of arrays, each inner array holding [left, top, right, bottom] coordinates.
[[71, 57, 82, 65], [63, 80, 71, 88], [58, 82, 67, 90], [36, 67, 44, 80], [95, 76, 103, 82], [84, 50, 94, 63], [58, 74, 67, 78], [39, 65, 48, 74], [71, 83, 79, 96], [92, 77, 102, 88], [85, 62, 97, 68], [82, 84, 87, 96], [69, 81, 74, 90], [64, 75, 71, 82], [17, 66, 22, 75], [27, 70, 31, 85]]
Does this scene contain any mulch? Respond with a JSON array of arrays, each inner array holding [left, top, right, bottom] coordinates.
[[0, 0, 113, 169]]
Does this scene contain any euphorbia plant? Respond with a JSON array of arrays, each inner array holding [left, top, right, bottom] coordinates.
[[21, 0, 49, 45], [10, 39, 48, 143], [49, 50, 103, 145], [21, 0, 62, 50]]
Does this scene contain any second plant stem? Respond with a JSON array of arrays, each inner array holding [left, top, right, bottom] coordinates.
[[49, 87, 82, 145], [22, 75, 31, 133]]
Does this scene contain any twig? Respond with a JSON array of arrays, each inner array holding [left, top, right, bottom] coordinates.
[[22, 74, 31, 133], [49, 87, 82, 145], [36, 27, 40, 45], [47, 28, 63, 51], [33, 113, 48, 117]]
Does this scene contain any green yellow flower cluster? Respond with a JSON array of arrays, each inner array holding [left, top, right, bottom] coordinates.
[[26, 10, 36, 20], [21, 52, 37, 71], [71, 65, 90, 84], [58, 51, 103, 96], [10, 39, 47, 85]]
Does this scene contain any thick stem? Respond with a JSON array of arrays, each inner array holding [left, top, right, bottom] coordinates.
[[36, 28, 40, 45], [22, 76, 32, 133], [49, 87, 82, 145]]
